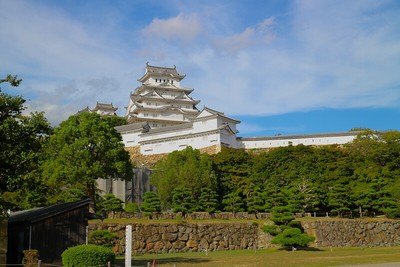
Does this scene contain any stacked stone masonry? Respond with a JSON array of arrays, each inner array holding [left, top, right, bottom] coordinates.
[[90, 219, 400, 255], [302, 220, 400, 247], [89, 222, 274, 254], [126, 145, 221, 168]]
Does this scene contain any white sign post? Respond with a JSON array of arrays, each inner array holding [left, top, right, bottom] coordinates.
[[125, 225, 132, 267]]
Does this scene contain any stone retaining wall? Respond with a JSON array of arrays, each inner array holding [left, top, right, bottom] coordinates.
[[89, 222, 274, 254], [302, 220, 400, 247], [89, 219, 400, 255]]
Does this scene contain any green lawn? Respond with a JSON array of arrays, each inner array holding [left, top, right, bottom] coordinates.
[[118, 247, 400, 267]]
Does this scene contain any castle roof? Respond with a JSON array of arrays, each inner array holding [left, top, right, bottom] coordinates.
[[140, 122, 194, 136], [134, 84, 194, 94], [138, 63, 186, 82], [92, 102, 118, 112], [115, 122, 150, 133], [193, 106, 241, 124]]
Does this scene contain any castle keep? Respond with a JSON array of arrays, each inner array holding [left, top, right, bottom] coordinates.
[[114, 64, 357, 157], [96, 63, 359, 203]]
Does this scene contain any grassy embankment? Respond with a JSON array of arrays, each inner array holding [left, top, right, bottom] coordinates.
[[100, 217, 400, 266], [119, 246, 400, 267]]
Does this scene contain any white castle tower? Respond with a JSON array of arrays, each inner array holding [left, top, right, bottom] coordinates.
[[125, 63, 200, 128]]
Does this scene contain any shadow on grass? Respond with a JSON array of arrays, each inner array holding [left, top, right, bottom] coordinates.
[[116, 257, 210, 266]]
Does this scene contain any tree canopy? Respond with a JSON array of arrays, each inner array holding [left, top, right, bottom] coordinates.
[[0, 76, 52, 215], [41, 112, 133, 206], [151, 147, 216, 209], [150, 131, 400, 217]]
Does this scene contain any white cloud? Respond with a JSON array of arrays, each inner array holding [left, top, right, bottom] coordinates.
[[212, 17, 275, 54], [0, 0, 135, 125], [184, 0, 400, 117], [141, 13, 202, 43], [1, 0, 399, 127]]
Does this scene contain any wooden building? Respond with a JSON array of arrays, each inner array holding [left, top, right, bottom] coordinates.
[[7, 199, 95, 264]]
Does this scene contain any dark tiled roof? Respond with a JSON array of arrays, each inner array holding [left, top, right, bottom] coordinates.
[[115, 122, 150, 133], [146, 64, 182, 76], [92, 102, 118, 111], [140, 122, 193, 136], [138, 63, 186, 82], [8, 198, 92, 224]]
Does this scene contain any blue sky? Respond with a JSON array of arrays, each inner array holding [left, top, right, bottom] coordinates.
[[1, 0, 399, 137]]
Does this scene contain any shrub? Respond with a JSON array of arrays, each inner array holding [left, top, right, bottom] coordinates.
[[124, 202, 140, 213], [89, 229, 119, 248], [262, 224, 280, 236], [272, 228, 315, 248], [141, 191, 161, 213], [263, 205, 315, 249], [61, 244, 115, 267], [99, 194, 123, 213]]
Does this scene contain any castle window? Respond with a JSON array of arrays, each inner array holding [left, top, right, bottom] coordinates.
[[171, 80, 174, 84]]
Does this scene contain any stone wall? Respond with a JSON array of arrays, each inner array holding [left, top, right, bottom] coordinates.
[[0, 220, 7, 265], [125, 146, 166, 168], [89, 222, 274, 254], [126, 145, 222, 169], [302, 219, 400, 247], [90, 219, 400, 255]]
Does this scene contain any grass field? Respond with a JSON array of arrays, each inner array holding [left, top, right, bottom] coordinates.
[[118, 246, 400, 267]]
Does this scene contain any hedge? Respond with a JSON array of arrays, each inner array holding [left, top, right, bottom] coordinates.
[[61, 244, 115, 267]]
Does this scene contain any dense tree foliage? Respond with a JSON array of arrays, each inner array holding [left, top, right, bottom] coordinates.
[[172, 187, 196, 213], [197, 188, 219, 212], [98, 194, 123, 214], [0, 77, 52, 216], [141, 191, 161, 213], [41, 112, 133, 207], [151, 131, 400, 217], [2, 76, 400, 218], [264, 205, 315, 248], [151, 147, 216, 209]]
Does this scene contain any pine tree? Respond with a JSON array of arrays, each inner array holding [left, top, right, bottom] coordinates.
[[197, 188, 219, 212]]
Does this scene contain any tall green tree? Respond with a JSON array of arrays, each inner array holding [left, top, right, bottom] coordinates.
[[41, 112, 133, 208], [197, 188, 219, 212], [327, 184, 351, 217], [222, 190, 244, 213], [151, 147, 216, 209], [212, 148, 253, 199], [247, 186, 266, 214], [172, 187, 195, 213], [1, 76, 52, 215], [141, 191, 161, 213]]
